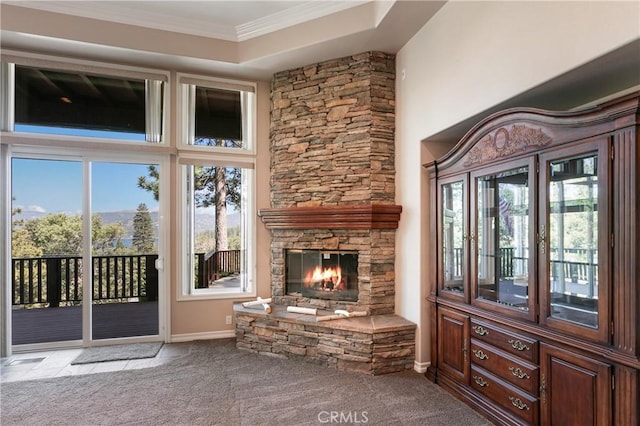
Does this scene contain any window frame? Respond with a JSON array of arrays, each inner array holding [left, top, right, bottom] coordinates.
[[177, 72, 256, 155], [176, 73, 257, 301], [0, 52, 172, 354], [1, 49, 170, 147]]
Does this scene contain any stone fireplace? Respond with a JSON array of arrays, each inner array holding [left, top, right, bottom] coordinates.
[[257, 204, 403, 314], [234, 52, 416, 374]]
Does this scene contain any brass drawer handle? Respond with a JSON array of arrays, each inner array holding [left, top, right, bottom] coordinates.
[[472, 325, 489, 336], [509, 396, 530, 411], [508, 366, 531, 380], [473, 375, 488, 387], [472, 349, 489, 360], [508, 339, 530, 351]]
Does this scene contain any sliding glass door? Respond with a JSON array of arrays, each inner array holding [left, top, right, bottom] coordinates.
[[10, 155, 163, 347], [11, 158, 84, 345], [91, 161, 160, 340]]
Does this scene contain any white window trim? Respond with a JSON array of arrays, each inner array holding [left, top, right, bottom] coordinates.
[[1, 50, 171, 146], [175, 159, 257, 302], [1, 49, 169, 83], [176, 72, 257, 155], [175, 73, 257, 301], [1, 52, 173, 352]]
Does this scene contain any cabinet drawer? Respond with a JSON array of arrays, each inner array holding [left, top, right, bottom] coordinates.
[[470, 339, 539, 395], [471, 365, 539, 425], [470, 320, 538, 362]]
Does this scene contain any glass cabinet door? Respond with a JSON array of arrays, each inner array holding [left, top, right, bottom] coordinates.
[[439, 176, 468, 300], [471, 159, 535, 320], [539, 140, 609, 341]]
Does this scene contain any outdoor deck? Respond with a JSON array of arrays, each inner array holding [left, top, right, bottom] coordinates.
[[11, 301, 158, 345]]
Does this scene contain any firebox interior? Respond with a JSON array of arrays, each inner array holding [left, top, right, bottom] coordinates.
[[285, 249, 358, 302]]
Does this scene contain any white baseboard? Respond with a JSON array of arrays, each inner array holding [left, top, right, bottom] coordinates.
[[414, 360, 431, 373], [170, 330, 236, 343]]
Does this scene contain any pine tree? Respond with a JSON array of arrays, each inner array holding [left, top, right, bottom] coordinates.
[[132, 203, 155, 253], [138, 138, 242, 254]]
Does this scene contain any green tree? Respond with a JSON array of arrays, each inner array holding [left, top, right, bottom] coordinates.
[[195, 229, 215, 254], [11, 199, 42, 257], [132, 203, 155, 253], [227, 226, 241, 250], [92, 214, 127, 255], [23, 213, 83, 255], [138, 137, 241, 253], [11, 227, 42, 258], [11, 213, 127, 256]]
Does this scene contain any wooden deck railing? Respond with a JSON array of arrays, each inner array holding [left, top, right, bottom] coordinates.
[[11, 254, 158, 307], [195, 250, 241, 288], [12, 250, 242, 304]]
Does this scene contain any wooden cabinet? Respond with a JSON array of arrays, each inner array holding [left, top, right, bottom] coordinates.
[[539, 343, 611, 426], [425, 93, 640, 425], [437, 307, 469, 384]]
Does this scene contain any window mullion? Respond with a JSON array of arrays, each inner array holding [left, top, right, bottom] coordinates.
[[145, 80, 163, 143], [0, 62, 15, 132], [184, 85, 196, 145]]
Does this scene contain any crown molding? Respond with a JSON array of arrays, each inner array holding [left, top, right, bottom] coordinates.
[[3, 1, 238, 40], [4, 1, 371, 42], [235, 1, 369, 42]]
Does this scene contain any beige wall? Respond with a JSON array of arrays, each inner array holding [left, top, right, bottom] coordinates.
[[395, 1, 640, 367]]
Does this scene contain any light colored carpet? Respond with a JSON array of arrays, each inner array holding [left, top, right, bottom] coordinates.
[[71, 342, 163, 364], [1, 339, 490, 426]]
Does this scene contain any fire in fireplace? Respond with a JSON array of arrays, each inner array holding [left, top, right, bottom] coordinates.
[[285, 249, 358, 302]]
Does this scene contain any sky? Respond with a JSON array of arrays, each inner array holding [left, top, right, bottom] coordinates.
[[12, 158, 159, 214], [11, 125, 159, 214]]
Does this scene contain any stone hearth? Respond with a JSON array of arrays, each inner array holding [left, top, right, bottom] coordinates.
[[234, 51, 416, 374], [234, 304, 415, 375]]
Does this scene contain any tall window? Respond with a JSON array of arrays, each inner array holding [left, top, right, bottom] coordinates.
[[1, 55, 169, 347], [177, 74, 256, 298]]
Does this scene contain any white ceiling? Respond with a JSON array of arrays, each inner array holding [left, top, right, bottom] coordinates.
[[0, 1, 445, 79]]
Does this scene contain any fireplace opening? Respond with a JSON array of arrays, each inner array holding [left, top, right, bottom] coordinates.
[[285, 249, 358, 302]]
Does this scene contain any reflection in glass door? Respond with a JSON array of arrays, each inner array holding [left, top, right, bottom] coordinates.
[[441, 179, 466, 295], [90, 162, 159, 340], [11, 158, 83, 345], [548, 154, 599, 328], [473, 161, 534, 318]]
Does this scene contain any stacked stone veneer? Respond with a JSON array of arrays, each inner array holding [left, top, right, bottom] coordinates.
[[234, 305, 416, 375], [269, 52, 397, 315], [235, 52, 415, 375], [270, 51, 396, 206]]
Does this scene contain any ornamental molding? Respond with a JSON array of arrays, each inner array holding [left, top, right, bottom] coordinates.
[[463, 125, 551, 167]]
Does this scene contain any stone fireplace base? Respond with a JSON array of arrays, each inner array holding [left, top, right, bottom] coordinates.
[[234, 304, 416, 375]]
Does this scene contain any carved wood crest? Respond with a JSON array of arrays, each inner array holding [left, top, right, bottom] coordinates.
[[463, 125, 551, 167]]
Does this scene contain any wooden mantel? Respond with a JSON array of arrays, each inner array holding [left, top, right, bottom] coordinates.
[[258, 204, 402, 230]]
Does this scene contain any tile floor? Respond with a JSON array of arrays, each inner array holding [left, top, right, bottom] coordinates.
[[0, 342, 189, 383]]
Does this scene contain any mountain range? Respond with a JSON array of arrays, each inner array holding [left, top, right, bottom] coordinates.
[[13, 210, 241, 239]]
